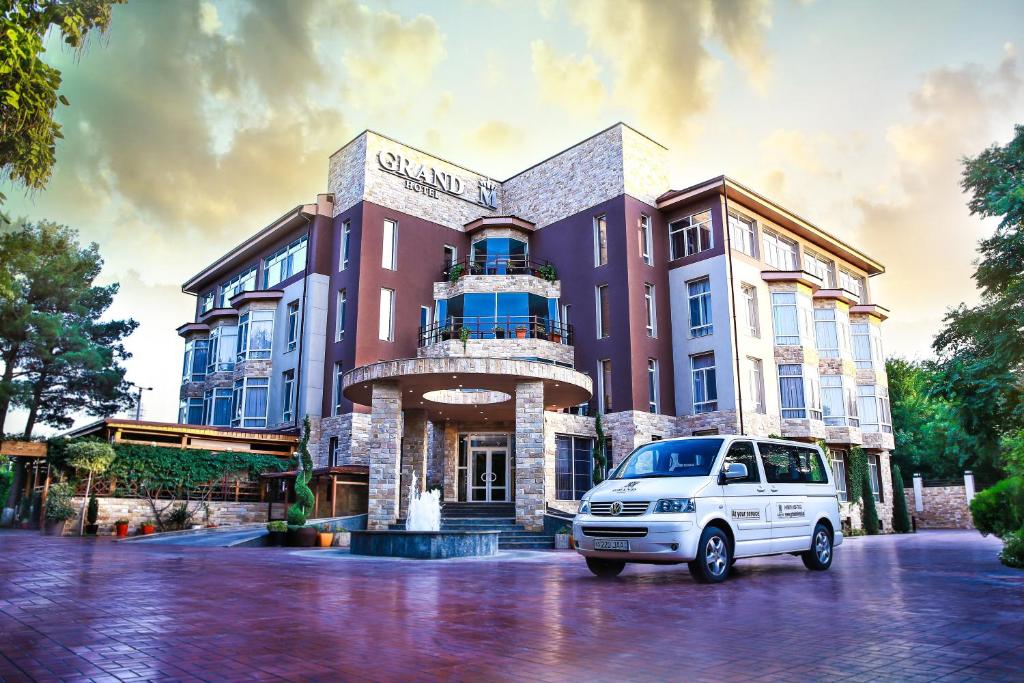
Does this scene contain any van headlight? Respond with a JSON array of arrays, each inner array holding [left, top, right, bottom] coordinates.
[[579, 494, 592, 515], [654, 498, 695, 513]]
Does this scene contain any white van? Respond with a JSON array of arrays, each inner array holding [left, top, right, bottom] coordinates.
[[573, 436, 842, 582]]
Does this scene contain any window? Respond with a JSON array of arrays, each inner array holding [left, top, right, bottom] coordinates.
[[814, 307, 847, 358], [231, 377, 269, 428], [333, 362, 344, 416], [638, 214, 653, 265], [748, 357, 766, 413], [182, 338, 208, 382], [555, 435, 594, 500], [867, 454, 882, 501], [286, 300, 300, 352], [729, 213, 757, 257], [804, 250, 836, 288], [741, 284, 760, 337], [560, 303, 570, 328], [597, 359, 612, 413], [219, 266, 257, 307], [647, 359, 659, 413], [851, 322, 883, 369], [778, 364, 821, 420], [759, 443, 829, 484], [328, 436, 339, 468], [722, 441, 760, 484], [382, 219, 397, 270], [204, 387, 232, 427], [858, 385, 892, 433], [772, 292, 801, 345], [762, 230, 798, 270], [611, 438, 723, 479], [339, 220, 351, 271], [839, 268, 866, 303], [593, 215, 608, 266], [263, 235, 308, 288], [830, 450, 849, 502], [419, 305, 431, 336], [335, 290, 347, 342], [669, 210, 713, 260], [443, 244, 457, 267], [379, 288, 395, 341], [687, 277, 712, 337], [282, 370, 295, 423], [691, 352, 717, 414], [236, 309, 274, 361], [821, 375, 858, 426], [644, 283, 657, 337], [200, 291, 214, 314], [595, 285, 609, 338], [180, 397, 203, 425], [206, 325, 237, 374]]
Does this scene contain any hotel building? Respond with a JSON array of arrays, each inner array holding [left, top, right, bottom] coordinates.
[[176, 123, 895, 532]]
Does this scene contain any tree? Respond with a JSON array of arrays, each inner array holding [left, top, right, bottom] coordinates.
[[287, 417, 314, 527], [0, 220, 136, 525], [1, 0, 124, 208], [932, 124, 1024, 481], [65, 439, 114, 535], [593, 411, 607, 485], [891, 462, 911, 533]]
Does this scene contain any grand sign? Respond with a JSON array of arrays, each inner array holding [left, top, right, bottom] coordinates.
[[377, 150, 498, 210]]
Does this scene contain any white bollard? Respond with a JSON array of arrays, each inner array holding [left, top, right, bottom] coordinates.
[[964, 470, 976, 502], [913, 473, 924, 512]]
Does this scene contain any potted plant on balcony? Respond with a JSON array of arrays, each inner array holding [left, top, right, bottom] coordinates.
[[266, 520, 287, 546], [448, 263, 464, 282], [84, 493, 100, 536], [538, 263, 557, 282], [459, 325, 471, 351], [494, 325, 506, 339], [43, 482, 75, 536], [317, 523, 335, 547], [287, 417, 318, 548], [550, 328, 562, 344], [113, 518, 130, 538], [515, 326, 527, 339], [554, 525, 571, 549], [140, 521, 156, 535]]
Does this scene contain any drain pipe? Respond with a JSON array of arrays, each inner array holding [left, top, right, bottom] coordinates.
[[294, 210, 313, 431], [721, 179, 746, 436]]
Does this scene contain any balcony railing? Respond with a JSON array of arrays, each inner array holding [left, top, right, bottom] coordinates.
[[442, 256, 556, 280], [418, 315, 573, 347]]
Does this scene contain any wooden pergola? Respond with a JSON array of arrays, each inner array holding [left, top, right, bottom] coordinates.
[[260, 465, 369, 520]]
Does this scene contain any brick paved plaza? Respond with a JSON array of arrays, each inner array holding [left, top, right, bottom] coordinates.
[[0, 530, 1021, 682]]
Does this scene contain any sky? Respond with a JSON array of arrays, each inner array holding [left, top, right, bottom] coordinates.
[[3, 0, 1023, 433]]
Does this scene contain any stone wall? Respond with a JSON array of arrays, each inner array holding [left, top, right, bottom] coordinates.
[[64, 497, 268, 536], [514, 380, 546, 530], [418, 338, 575, 367], [367, 382, 403, 530], [905, 484, 974, 529]]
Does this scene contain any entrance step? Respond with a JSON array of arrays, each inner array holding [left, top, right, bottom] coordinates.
[[442, 503, 516, 518], [499, 536, 556, 549]]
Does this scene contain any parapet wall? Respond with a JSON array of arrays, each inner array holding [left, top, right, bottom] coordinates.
[[63, 497, 268, 536]]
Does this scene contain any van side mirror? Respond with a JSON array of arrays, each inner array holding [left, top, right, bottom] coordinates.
[[720, 462, 748, 484]]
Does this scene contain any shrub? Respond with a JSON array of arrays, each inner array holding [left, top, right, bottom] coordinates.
[[998, 528, 1024, 568], [970, 477, 1024, 538], [267, 520, 287, 532], [861, 475, 880, 535], [891, 463, 912, 533], [86, 493, 99, 525], [286, 417, 315, 528], [45, 483, 75, 522], [166, 504, 190, 529]]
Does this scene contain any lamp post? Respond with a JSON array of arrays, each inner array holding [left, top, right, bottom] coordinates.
[[130, 384, 153, 421]]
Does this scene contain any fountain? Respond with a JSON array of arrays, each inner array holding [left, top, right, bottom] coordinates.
[[349, 474, 499, 559]]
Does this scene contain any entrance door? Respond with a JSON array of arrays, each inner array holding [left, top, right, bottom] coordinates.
[[467, 434, 510, 502]]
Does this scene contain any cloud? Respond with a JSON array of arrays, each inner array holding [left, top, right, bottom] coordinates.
[[530, 39, 606, 114], [468, 121, 526, 155]]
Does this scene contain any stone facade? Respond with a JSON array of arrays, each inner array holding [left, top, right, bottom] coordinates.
[[434, 274, 560, 300], [399, 410, 429, 515], [318, 412, 370, 468], [514, 381, 545, 530], [64, 497, 268, 535], [367, 382, 402, 530], [418, 338, 574, 367]]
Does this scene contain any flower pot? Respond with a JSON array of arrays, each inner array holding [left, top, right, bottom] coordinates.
[[287, 526, 318, 547], [515, 328, 527, 339], [267, 530, 287, 547], [43, 519, 67, 536], [554, 533, 570, 550], [140, 524, 155, 535], [318, 532, 335, 548], [550, 333, 562, 344], [333, 530, 351, 547], [114, 523, 129, 538], [84, 524, 99, 536]]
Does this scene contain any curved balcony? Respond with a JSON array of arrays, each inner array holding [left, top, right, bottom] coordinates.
[[442, 256, 556, 281], [418, 316, 572, 347]]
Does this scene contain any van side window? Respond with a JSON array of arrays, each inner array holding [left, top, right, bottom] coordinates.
[[722, 441, 760, 483], [758, 443, 829, 484]]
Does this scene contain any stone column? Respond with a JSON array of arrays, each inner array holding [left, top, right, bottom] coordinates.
[[964, 470, 976, 502], [399, 410, 429, 516], [515, 380, 545, 531], [368, 382, 402, 530], [443, 423, 459, 502], [913, 473, 924, 513]]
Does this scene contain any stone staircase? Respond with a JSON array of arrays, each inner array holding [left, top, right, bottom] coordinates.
[[389, 502, 555, 550]]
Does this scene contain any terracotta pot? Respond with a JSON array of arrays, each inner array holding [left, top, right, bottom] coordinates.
[[84, 524, 99, 536], [550, 334, 562, 344], [515, 328, 527, 339], [114, 523, 129, 538], [267, 530, 287, 547], [318, 532, 335, 547], [141, 524, 155, 535], [43, 519, 67, 536]]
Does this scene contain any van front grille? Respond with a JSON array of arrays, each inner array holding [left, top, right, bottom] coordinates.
[[581, 526, 648, 538], [589, 501, 650, 517]]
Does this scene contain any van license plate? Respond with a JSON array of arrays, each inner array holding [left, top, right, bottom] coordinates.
[[594, 539, 629, 551]]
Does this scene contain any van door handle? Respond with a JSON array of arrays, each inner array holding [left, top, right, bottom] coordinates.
[[756, 487, 766, 492], [769, 486, 778, 492]]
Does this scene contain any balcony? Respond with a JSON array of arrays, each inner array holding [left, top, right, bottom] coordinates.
[[441, 256, 556, 281], [418, 316, 573, 347]]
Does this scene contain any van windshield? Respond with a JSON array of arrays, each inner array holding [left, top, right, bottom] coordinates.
[[611, 438, 724, 479]]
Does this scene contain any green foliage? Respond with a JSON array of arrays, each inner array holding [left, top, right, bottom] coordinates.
[[998, 527, 1024, 569], [166, 504, 189, 530], [847, 447, 868, 506], [0, 0, 123, 206], [861, 474, 880, 535], [66, 440, 115, 475], [0, 457, 11, 504], [86, 492, 98, 525], [970, 477, 1024, 538], [286, 417, 314, 527], [447, 263, 464, 282], [104, 443, 287, 492], [459, 325, 471, 351], [931, 125, 1024, 481], [891, 463, 912, 533], [592, 412, 607, 485], [267, 520, 287, 532], [44, 481, 74, 522], [538, 263, 557, 282]]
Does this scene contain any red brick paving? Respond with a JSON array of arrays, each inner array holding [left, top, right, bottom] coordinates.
[[0, 530, 1021, 682]]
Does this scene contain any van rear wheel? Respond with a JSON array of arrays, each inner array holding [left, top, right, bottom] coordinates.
[[801, 523, 833, 571], [688, 526, 731, 583], [586, 557, 625, 578]]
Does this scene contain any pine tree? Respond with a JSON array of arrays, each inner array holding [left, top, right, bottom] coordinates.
[[891, 463, 912, 533]]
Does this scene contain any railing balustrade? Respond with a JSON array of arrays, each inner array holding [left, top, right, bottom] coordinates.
[[442, 255, 556, 280], [418, 315, 573, 347]]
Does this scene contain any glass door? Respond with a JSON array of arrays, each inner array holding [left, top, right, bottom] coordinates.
[[465, 434, 510, 502]]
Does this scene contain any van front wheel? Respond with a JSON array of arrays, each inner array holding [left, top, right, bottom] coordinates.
[[688, 526, 731, 583], [586, 557, 625, 578], [801, 523, 833, 571]]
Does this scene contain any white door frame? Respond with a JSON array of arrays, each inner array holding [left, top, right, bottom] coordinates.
[[464, 432, 510, 502]]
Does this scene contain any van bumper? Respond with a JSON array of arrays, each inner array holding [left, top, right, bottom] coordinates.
[[573, 517, 700, 562]]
